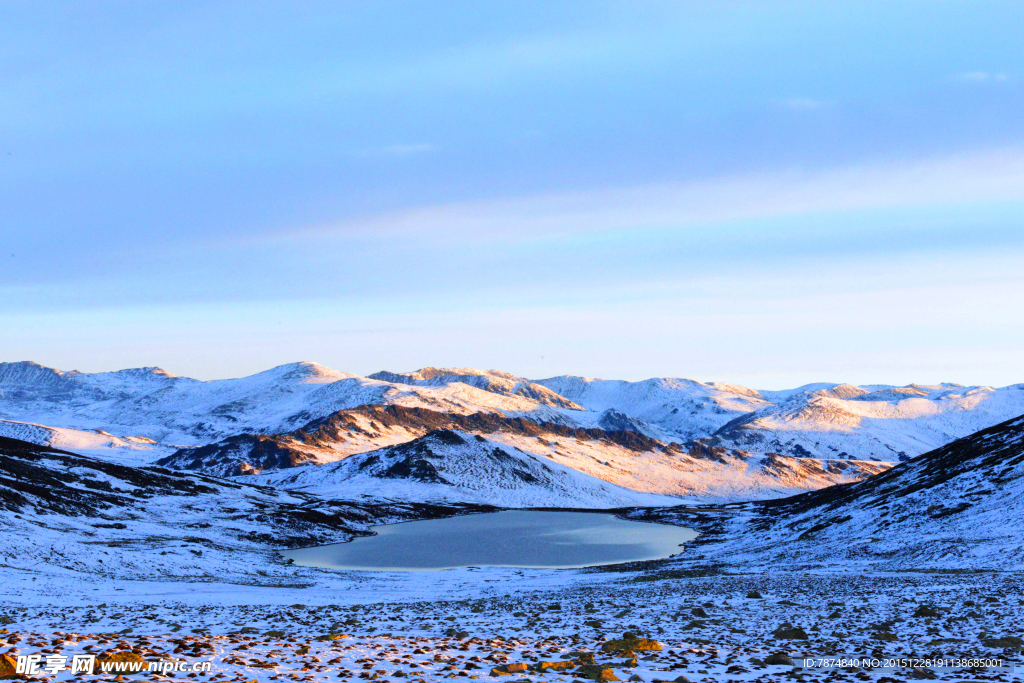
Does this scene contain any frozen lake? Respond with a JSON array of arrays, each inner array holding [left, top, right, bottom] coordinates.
[[281, 510, 699, 571]]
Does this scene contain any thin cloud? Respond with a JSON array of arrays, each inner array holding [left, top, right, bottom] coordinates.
[[776, 97, 828, 110], [274, 146, 1024, 247], [953, 71, 1009, 82]]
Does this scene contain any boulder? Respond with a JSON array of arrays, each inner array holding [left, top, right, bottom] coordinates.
[[601, 634, 662, 653], [912, 606, 941, 618], [0, 654, 17, 678], [492, 663, 529, 674], [576, 664, 620, 681], [771, 625, 808, 640], [746, 591, 763, 599], [763, 653, 795, 666], [95, 651, 149, 675], [982, 636, 1024, 649]]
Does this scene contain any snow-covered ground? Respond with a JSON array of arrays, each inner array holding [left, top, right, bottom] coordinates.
[[4, 567, 1023, 683], [0, 418, 173, 464], [4, 403, 1024, 683]]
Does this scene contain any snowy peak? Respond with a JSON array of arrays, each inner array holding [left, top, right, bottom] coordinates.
[[810, 383, 869, 400], [248, 361, 357, 384], [534, 374, 770, 441], [369, 367, 583, 410], [0, 361, 82, 397], [103, 366, 176, 380]]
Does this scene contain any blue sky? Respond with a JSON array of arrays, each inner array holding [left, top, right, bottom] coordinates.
[[2, 1, 1023, 387]]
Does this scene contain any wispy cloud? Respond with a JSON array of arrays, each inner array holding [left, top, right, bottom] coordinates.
[[276, 147, 1024, 246], [953, 71, 1009, 82]]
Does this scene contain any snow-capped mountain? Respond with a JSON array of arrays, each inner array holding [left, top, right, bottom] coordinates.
[[0, 361, 569, 447], [534, 375, 768, 441], [248, 430, 680, 508], [368, 367, 583, 410], [704, 382, 1024, 461], [662, 411, 1024, 571], [3, 360, 1023, 503]]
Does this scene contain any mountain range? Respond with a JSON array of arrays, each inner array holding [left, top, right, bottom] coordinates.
[[2, 359, 1023, 503]]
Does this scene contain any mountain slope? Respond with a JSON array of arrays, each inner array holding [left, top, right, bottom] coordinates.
[[706, 382, 1024, 461], [665, 412, 1024, 570], [248, 430, 681, 507], [534, 375, 768, 441], [158, 404, 890, 502], [0, 434, 489, 583], [0, 418, 169, 463], [156, 404, 662, 476]]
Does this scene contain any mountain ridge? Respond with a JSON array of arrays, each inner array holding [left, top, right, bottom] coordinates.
[[3, 360, 1023, 502]]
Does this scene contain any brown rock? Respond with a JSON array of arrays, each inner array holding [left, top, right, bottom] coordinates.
[[0, 654, 17, 678], [95, 651, 149, 675], [534, 661, 576, 673], [576, 664, 620, 681], [601, 634, 662, 653], [491, 663, 529, 675]]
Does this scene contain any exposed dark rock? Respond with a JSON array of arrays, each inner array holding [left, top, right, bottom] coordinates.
[[161, 404, 666, 476], [771, 624, 808, 640]]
